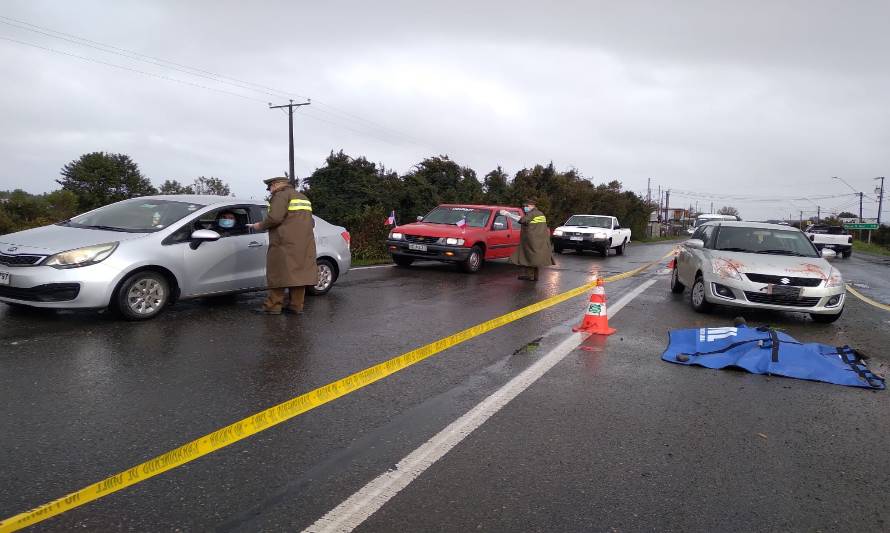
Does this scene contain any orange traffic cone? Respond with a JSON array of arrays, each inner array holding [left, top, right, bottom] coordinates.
[[573, 278, 616, 335]]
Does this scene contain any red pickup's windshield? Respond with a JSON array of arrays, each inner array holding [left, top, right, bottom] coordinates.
[[423, 207, 492, 228]]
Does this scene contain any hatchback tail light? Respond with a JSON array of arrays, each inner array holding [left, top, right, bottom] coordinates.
[[341, 231, 351, 248]]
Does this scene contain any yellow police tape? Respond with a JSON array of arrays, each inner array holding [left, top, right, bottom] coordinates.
[[845, 284, 890, 312], [0, 252, 673, 532]]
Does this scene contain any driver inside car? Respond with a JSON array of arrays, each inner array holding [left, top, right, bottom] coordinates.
[[215, 210, 240, 237]]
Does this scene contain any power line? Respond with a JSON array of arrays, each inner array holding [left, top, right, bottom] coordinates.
[[0, 34, 433, 150], [0, 14, 432, 148], [0, 35, 268, 103]]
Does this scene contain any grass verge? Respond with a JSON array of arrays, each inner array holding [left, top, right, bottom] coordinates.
[[352, 257, 393, 267], [853, 240, 890, 257], [635, 235, 684, 243]]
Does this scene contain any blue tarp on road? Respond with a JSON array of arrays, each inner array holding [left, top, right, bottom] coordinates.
[[662, 325, 885, 390]]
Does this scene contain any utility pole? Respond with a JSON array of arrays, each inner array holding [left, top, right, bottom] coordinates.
[[269, 99, 311, 188], [665, 189, 671, 222], [710, 201, 714, 214], [876, 177, 885, 225], [657, 186, 662, 222], [799, 211, 803, 228], [647, 178, 651, 206], [859, 192, 862, 224], [817, 205, 820, 223]]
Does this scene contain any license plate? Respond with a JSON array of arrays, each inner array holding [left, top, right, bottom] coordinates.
[[569, 236, 583, 241], [767, 284, 800, 298], [0, 271, 9, 285], [823, 244, 835, 249], [408, 243, 427, 252]]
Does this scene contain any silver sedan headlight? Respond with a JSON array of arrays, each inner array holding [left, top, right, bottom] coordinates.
[[825, 267, 844, 288], [711, 258, 743, 281], [45, 242, 118, 269]]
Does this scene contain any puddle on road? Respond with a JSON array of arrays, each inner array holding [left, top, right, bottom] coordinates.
[[512, 337, 543, 355]]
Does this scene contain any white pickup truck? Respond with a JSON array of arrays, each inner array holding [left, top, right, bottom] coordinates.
[[551, 214, 632, 257], [805, 224, 853, 258]]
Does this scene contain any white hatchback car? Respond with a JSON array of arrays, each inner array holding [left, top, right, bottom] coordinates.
[[0, 195, 351, 319], [671, 221, 845, 323]]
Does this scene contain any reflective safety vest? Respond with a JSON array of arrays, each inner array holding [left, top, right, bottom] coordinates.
[[288, 198, 312, 212], [530, 215, 547, 224]]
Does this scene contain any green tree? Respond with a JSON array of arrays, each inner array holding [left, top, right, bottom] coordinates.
[[837, 211, 857, 219], [0, 189, 80, 235], [305, 150, 387, 224], [408, 155, 481, 205], [158, 179, 195, 195], [482, 166, 510, 205], [57, 152, 156, 210], [718, 206, 740, 217], [191, 176, 231, 196]]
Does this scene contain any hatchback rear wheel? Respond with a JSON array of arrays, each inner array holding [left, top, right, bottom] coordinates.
[[308, 258, 337, 295]]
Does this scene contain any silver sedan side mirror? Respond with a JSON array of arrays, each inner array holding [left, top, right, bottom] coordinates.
[[684, 238, 705, 249], [190, 229, 221, 249], [821, 248, 837, 260], [191, 229, 221, 241]]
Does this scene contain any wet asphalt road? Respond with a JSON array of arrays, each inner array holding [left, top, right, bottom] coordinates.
[[1, 243, 888, 532]]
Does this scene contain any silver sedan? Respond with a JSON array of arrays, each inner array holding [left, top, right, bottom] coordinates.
[[671, 221, 845, 323], [0, 195, 351, 319]]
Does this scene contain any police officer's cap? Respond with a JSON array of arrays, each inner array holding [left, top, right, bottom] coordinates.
[[263, 176, 289, 186]]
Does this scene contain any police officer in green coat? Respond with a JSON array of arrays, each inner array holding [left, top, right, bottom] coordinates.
[[247, 177, 317, 315], [500, 199, 555, 281]]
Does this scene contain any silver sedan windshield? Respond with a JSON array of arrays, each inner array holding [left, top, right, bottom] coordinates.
[[714, 226, 818, 257], [64, 199, 205, 233]]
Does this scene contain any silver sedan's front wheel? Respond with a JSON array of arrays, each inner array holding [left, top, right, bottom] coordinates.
[[116, 271, 170, 320], [690, 274, 712, 313]]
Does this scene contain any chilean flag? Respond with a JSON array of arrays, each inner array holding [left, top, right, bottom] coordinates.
[[455, 215, 467, 229], [385, 210, 396, 226]]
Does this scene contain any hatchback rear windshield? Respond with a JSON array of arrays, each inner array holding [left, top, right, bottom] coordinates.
[[714, 226, 818, 257], [565, 215, 612, 228], [61, 199, 205, 232], [422, 207, 491, 228]]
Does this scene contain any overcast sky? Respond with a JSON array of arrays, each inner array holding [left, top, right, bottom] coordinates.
[[2, 0, 888, 221]]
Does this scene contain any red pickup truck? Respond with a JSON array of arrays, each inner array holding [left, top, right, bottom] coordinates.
[[386, 204, 524, 272]]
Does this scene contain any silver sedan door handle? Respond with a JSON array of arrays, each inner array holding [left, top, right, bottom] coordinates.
[[248, 241, 264, 248]]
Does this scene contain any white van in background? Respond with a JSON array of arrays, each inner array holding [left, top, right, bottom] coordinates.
[[686, 213, 741, 235]]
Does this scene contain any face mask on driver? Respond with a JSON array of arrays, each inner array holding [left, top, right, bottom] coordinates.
[[219, 219, 235, 229], [522, 206, 532, 213]]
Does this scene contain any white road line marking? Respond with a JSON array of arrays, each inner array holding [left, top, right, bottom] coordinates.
[[304, 278, 658, 533], [350, 264, 395, 270]]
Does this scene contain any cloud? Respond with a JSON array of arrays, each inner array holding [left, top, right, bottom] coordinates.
[[1, 0, 888, 220]]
